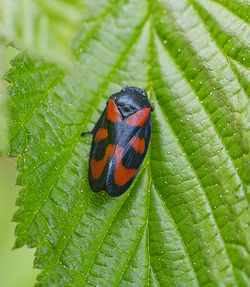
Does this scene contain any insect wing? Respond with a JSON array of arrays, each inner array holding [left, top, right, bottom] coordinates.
[[106, 113, 152, 197], [88, 107, 113, 192]]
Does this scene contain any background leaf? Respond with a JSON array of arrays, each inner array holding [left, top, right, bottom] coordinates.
[[0, 0, 87, 65], [6, 0, 250, 286], [0, 43, 18, 155]]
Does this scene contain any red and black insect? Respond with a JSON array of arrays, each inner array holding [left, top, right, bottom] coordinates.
[[82, 87, 154, 197]]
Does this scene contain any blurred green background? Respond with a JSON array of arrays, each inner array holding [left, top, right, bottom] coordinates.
[[0, 158, 39, 286]]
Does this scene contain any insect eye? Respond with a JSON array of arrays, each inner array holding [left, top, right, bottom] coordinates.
[[118, 104, 137, 117], [123, 107, 131, 113], [119, 104, 136, 111]]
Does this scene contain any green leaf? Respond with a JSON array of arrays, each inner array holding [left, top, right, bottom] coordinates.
[[0, 0, 87, 64], [7, 0, 250, 286]]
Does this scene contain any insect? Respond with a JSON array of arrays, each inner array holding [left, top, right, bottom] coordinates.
[[82, 87, 154, 197]]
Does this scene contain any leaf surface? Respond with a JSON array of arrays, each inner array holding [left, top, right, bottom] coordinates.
[[7, 0, 250, 286]]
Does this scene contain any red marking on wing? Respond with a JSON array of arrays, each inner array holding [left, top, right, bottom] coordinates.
[[113, 146, 137, 186], [114, 162, 137, 186], [107, 99, 122, 122], [94, 128, 108, 142], [129, 136, 145, 154], [126, 108, 151, 127], [91, 144, 114, 179]]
